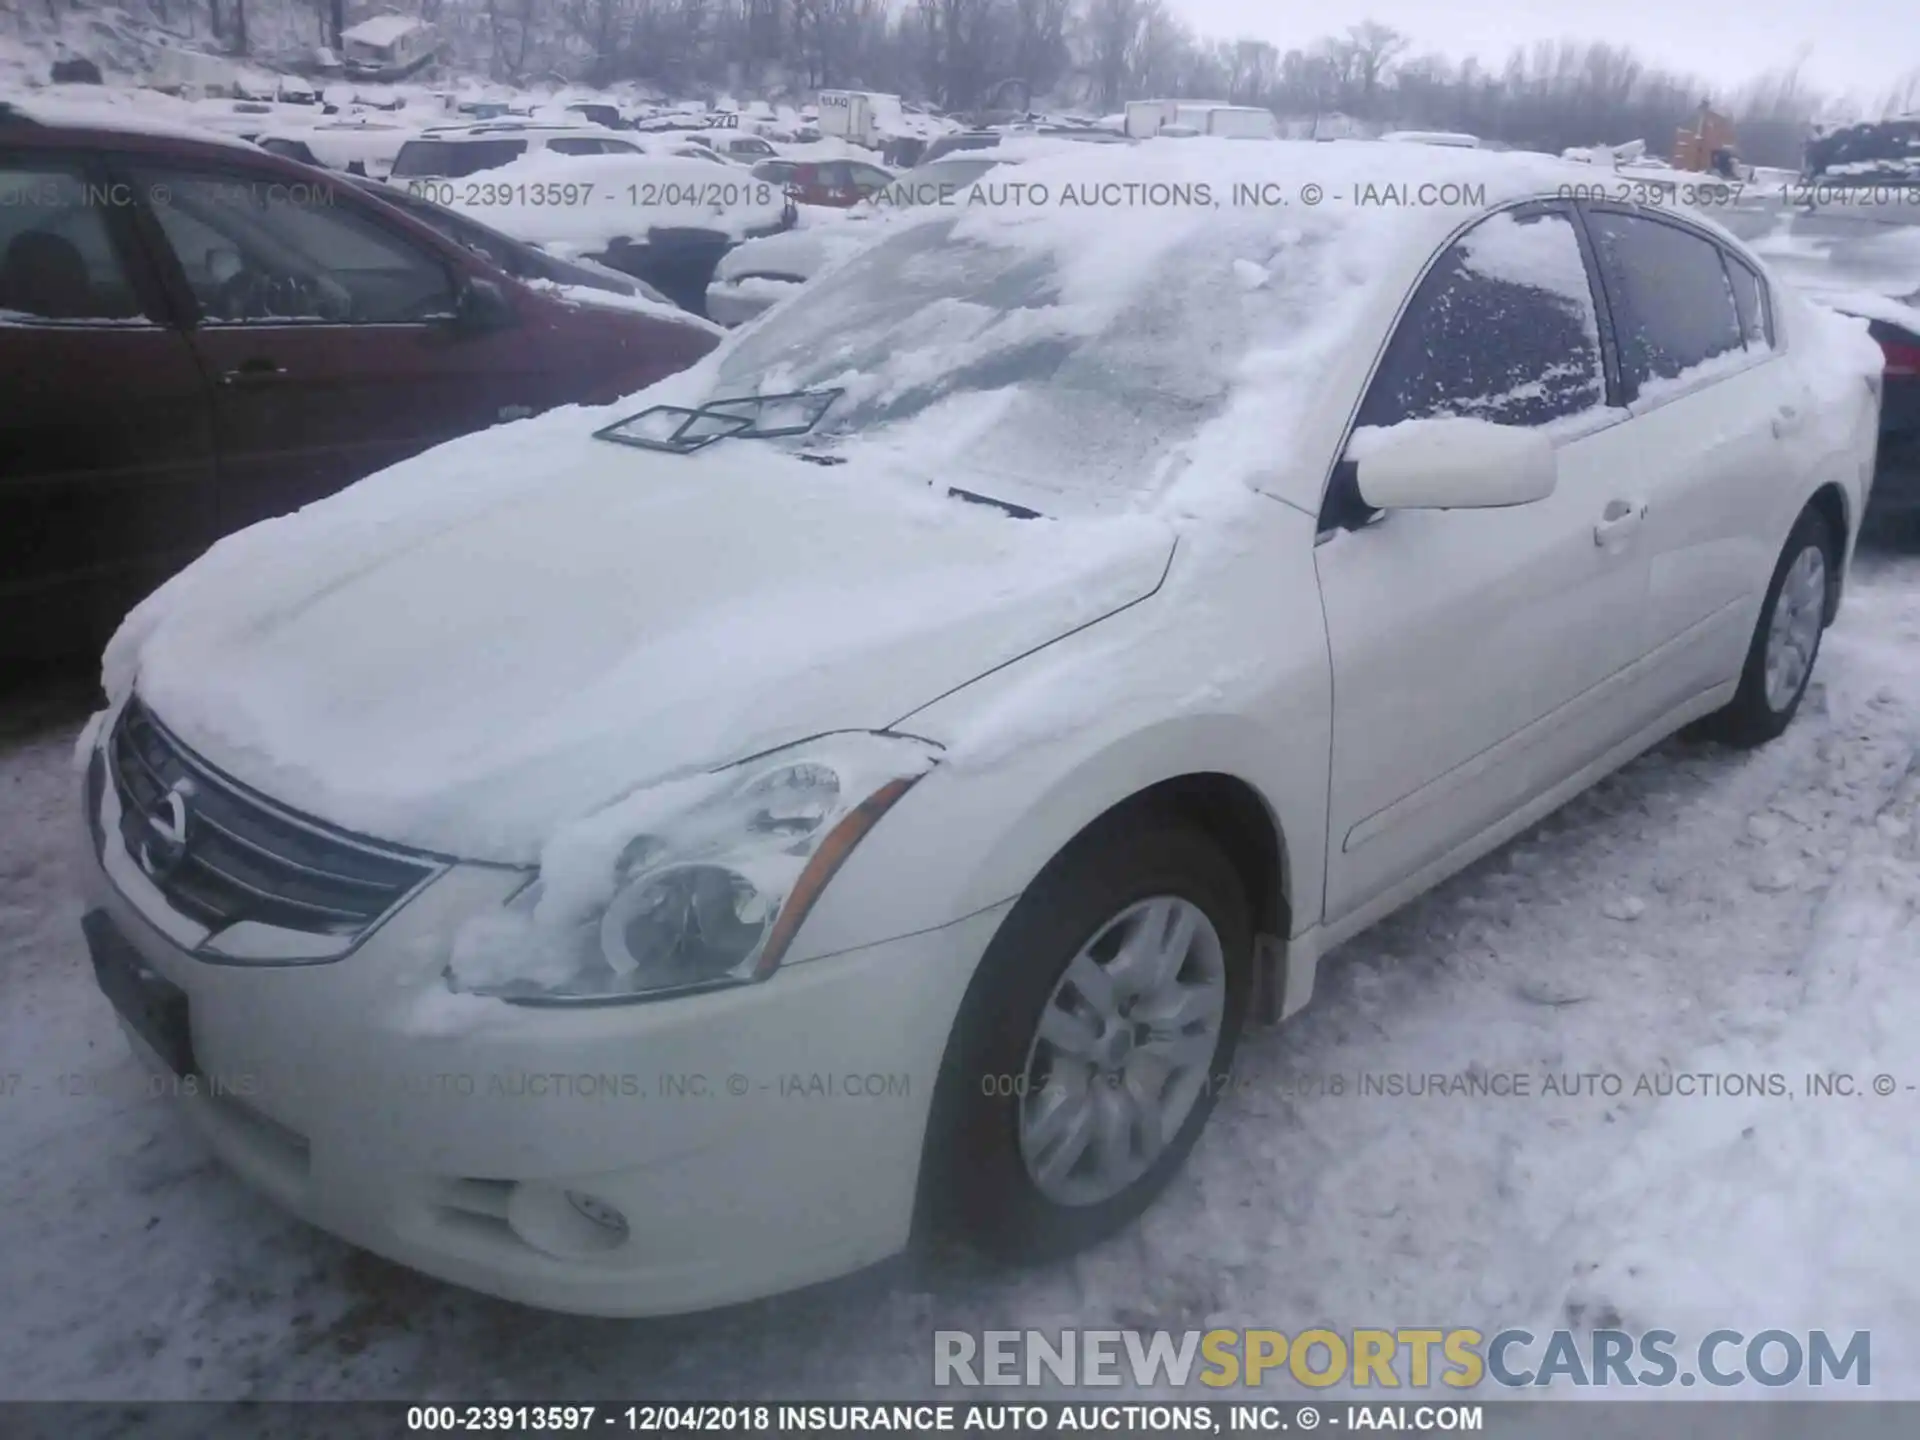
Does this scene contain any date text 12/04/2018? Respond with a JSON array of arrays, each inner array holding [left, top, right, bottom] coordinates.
[[399, 180, 778, 209]]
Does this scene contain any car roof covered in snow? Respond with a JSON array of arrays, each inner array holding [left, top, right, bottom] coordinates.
[[919, 136, 1603, 265], [0, 95, 263, 150]]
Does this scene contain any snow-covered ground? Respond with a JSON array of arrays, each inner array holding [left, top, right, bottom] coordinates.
[[3, 534, 1917, 1411]]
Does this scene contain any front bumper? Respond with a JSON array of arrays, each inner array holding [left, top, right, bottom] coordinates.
[[77, 756, 1001, 1317]]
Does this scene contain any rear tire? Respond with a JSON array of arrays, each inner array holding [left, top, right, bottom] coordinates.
[[923, 819, 1252, 1263], [1695, 506, 1835, 749]]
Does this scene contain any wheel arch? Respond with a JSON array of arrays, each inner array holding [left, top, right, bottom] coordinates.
[[1805, 481, 1850, 624], [907, 763, 1293, 1248]]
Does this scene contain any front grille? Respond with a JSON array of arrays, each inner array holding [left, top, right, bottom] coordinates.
[[107, 698, 437, 944]]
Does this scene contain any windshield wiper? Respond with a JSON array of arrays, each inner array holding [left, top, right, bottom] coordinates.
[[593, 389, 844, 455], [947, 486, 1042, 519]]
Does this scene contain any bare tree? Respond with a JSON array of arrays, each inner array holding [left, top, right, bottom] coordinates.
[[1343, 20, 1404, 113], [916, 0, 1008, 109], [1009, 0, 1070, 98], [1080, 0, 1139, 108], [792, 0, 872, 88]]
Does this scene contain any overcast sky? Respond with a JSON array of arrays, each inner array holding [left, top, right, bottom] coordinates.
[[1171, 0, 1919, 105]]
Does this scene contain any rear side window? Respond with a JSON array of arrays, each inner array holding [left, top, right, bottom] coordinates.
[[1357, 208, 1606, 430], [0, 163, 146, 322], [134, 166, 456, 325], [1585, 210, 1746, 392], [389, 139, 527, 178], [1725, 256, 1772, 350]]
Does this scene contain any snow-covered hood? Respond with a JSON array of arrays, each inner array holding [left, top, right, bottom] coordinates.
[[107, 416, 1175, 863]]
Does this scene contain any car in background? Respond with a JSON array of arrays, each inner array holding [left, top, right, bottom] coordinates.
[[389, 122, 650, 180], [349, 176, 700, 314], [685, 130, 779, 162], [0, 106, 720, 661], [756, 156, 896, 208], [706, 149, 1043, 327], [563, 102, 628, 130], [631, 133, 746, 165], [78, 141, 1881, 1320], [919, 124, 1129, 165], [1819, 292, 1920, 522], [1740, 205, 1920, 526], [253, 116, 420, 179], [1803, 117, 1920, 185], [425, 148, 795, 316]]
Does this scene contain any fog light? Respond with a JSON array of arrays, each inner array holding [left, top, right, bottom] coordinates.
[[566, 1190, 629, 1238], [505, 1181, 633, 1258]]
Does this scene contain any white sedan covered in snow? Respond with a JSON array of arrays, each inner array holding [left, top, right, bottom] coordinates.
[[76, 140, 1882, 1317]]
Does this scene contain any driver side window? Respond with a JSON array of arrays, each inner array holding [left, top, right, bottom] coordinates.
[[132, 166, 456, 326], [1357, 206, 1607, 431]]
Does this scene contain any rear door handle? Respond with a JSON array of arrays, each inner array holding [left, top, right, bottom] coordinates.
[[219, 359, 288, 387], [1594, 498, 1648, 549], [1772, 403, 1805, 438]]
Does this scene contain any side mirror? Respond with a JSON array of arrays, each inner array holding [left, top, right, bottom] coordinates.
[[1350, 417, 1557, 511], [448, 274, 516, 335]]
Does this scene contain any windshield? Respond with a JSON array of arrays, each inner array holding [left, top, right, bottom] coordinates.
[[701, 213, 1277, 516]]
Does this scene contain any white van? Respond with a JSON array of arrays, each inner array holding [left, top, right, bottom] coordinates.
[[816, 90, 902, 149], [1125, 100, 1275, 140]]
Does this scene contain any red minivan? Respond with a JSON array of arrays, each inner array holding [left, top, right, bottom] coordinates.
[[0, 104, 721, 664]]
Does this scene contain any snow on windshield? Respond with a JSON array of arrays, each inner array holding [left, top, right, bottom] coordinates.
[[699, 139, 1593, 517], [709, 214, 1283, 514]]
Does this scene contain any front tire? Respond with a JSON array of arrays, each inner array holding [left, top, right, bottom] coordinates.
[[924, 820, 1252, 1262], [1696, 506, 1835, 749]]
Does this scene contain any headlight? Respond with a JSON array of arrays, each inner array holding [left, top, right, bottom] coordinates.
[[446, 734, 935, 1004]]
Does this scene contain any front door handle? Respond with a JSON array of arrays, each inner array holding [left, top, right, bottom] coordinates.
[[1772, 403, 1805, 438], [1594, 498, 1648, 549], [219, 359, 288, 387]]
